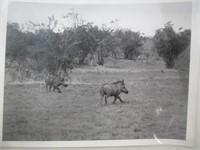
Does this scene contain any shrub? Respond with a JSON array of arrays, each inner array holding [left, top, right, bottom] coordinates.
[[153, 22, 191, 68]]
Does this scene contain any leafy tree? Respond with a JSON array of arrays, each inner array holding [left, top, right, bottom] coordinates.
[[153, 22, 191, 68], [5, 12, 154, 82], [62, 11, 115, 65], [6, 23, 35, 81], [28, 15, 80, 76], [115, 29, 143, 60]]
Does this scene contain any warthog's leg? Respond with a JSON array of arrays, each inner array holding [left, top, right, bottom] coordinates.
[[105, 95, 108, 105], [58, 88, 61, 93], [46, 84, 48, 92], [113, 96, 117, 104], [49, 85, 52, 92], [100, 94, 104, 106], [100, 88, 105, 106], [117, 96, 124, 103], [53, 86, 61, 93]]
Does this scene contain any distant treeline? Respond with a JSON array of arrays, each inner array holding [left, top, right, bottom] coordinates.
[[5, 12, 191, 81]]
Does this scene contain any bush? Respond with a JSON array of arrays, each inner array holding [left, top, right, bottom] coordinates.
[[153, 22, 191, 68], [175, 46, 190, 71], [115, 29, 143, 60]]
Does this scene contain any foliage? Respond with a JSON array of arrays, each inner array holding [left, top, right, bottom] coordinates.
[[153, 22, 191, 68], [6, 23, 35, 81], [7, 11, 145, 81], [6, 14, 117, 80], [115, 29, 143, 60], [6, 12, 190, 82]]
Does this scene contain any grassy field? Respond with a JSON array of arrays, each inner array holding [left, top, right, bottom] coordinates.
[[3, 60, 189, 141]]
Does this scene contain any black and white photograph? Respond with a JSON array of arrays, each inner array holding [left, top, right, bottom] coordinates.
[[0, 0, 198, 147]]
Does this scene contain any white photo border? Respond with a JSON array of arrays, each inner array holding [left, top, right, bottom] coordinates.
[[0, 0, 199, 148]]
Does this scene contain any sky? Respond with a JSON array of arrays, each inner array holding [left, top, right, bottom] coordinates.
[[7, 2, 192, 36]]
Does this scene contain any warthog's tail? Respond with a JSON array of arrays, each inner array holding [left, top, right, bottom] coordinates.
[[99, 86, 104, 106]]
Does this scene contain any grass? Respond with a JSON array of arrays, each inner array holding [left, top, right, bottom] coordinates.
[[3, 60, 189, 141]]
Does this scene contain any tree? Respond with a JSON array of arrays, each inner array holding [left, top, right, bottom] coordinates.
[[28, 15, 80, 76], [6, 23, 35, 81], [153, 22, 191, 68], [115, 29, 143, 60]]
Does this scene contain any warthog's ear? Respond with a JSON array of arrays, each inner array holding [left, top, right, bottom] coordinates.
[[122, 79, 124, 83]]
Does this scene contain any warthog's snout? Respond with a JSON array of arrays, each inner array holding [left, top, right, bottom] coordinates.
[[63, 83, 68, 87], [122, 88, 129, 94]]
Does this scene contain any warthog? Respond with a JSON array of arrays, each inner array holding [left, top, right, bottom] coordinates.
[[45, 75, 68, 93], [100, 79, 129, 105]]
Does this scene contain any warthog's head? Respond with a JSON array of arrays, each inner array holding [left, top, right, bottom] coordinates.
[[60, 78, 68, 87], [121, 79, 129, 94]]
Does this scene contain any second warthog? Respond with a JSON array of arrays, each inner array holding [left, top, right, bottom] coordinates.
[[45, 75, 68, 93], [100, 79, 129, 105]]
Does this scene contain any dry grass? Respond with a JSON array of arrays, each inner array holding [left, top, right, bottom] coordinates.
[[3, 61, 189, 141]]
